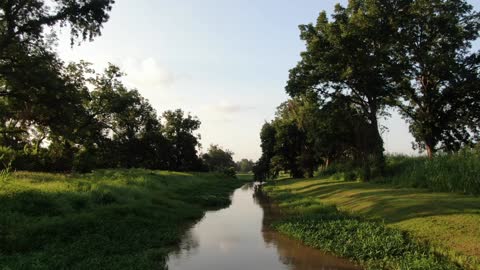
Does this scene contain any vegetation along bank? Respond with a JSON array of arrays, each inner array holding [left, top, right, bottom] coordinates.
[[263, 175, 480, 270], [0, 169, 244, 270]]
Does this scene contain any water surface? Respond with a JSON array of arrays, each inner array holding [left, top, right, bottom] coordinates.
[[167, 183, 361, 270]]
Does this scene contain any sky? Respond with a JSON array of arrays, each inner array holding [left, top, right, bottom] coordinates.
[[57, 0, 480, 161]]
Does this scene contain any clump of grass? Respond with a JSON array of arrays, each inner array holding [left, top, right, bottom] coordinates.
[[0, 169, 244, 270], [384, 149, 480, 195], [273, 205, 460, 270]]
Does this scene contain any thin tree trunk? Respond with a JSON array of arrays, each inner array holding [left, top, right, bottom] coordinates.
[[426, 144, 434, 159], [369, 114, 386, 176]]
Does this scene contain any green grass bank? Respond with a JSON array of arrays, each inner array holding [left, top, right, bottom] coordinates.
[[264, 177, 480, 270], [0, 169, 244, 270], [323, 150, 480, 195]]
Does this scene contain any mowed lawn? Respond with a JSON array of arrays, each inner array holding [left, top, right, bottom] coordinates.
[[0, 169, 243, 270], [266, 177, 480, 267]]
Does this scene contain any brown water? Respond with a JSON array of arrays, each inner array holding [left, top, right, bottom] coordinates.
[[166, 183, 361, 270]]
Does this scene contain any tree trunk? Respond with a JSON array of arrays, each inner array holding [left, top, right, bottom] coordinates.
[[369, 114, 386, 177], [426, 143, 434, 159]]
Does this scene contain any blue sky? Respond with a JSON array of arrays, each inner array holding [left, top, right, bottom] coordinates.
[[57, 0, 480, 161]]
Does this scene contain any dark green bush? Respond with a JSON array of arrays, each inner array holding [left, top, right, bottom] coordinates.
[[222, 167, 237, 178]]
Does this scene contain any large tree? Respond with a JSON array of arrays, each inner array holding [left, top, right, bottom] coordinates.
[[286, 0, 402, 176], [0, 0, 115, 157], [88, 64, 166, 169], [0, 0, 114, 51], [236, 159, 254, 173], [394, 0, 480, 157], [253, 122, 277, 181], [202, 144, 236, 172], [162, 109, 202, 171]]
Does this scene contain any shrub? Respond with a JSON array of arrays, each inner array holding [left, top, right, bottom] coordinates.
[[0, 146, 16, 170], [221, 167, 237, 178]]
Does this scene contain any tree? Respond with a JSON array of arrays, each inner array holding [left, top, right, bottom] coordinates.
[[0, 0, 115, 110], [286, 0, 403, 177], [0, 0, 115, 171], [253, 122, 277, 181], [393, 0, 480, 157], [88, 64, 166, 169], [271, 101, 313, 178], [162, 109, 202, 171], [236, 159, 254, 173], [0, 0, 114, 51], [202, 145, 236, 172]]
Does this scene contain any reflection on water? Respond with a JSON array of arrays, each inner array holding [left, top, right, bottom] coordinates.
[[166, 183, 361, 270]]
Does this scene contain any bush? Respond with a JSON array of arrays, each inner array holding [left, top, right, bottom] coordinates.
[[221, 167, 237, 178], [0, 146, 16, 170]]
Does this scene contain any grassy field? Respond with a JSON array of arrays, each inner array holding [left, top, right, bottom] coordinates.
[[0, 169, 244, 270], [264, 177, 480, 269]]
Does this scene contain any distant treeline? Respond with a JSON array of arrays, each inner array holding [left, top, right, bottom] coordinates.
[[0, 0, 239, 174], [254, 0, 480, 181]]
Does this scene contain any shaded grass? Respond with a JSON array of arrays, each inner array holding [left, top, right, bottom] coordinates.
[[265, 177, 480, 269], [0, 169, 244, 270], [235, 173, 254, 181]]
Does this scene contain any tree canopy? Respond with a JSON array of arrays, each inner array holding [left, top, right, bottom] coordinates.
[[256, 0, 480, 180]]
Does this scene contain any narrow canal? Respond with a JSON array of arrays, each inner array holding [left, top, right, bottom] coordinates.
[[167, 183, 361, 270]]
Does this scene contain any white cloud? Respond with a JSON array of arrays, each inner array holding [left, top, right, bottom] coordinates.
[[203, 99, 254, 114], [121, 57, 174, 90]]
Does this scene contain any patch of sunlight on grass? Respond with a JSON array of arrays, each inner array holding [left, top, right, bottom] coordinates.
[[265, 176, 480, 269]]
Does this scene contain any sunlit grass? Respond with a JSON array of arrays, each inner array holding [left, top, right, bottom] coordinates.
[[265, 177, 480, 269], [0, 169, 244, 270]]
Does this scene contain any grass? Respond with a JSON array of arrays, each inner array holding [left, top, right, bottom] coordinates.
[[382, 150, 480, 195], [0, 169, 244, 270], [264, 177, 480, 269], [235, 173, 254, 181], [322, 149, 480, 195]]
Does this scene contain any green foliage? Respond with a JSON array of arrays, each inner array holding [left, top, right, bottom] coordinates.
[[265, 171, 480, 269], [285, 0, 395, 175], [1, 62, 205, 173], [0, 1, 208, 174], [392, 0, 480, 156], [0, 169, 243, 269], [162, 109, 202, 171], [221, 167, 237, 179], [273, 209, 460, 270], [382, 150, 480, 195], [235, 159, 254, 173], [0, 146, 15, 169], [254, 122, 278, 181], [255, 93, 385, 182], [201, 144, 236, 172]]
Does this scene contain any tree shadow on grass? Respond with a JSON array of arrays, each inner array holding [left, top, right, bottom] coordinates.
[[277, 178, 480, 224]]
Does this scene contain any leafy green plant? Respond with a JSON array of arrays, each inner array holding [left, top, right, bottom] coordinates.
[[0, 146, 15, 182], [273, 205, 460, 270]]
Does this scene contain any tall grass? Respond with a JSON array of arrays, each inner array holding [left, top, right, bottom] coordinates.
[[0, 169, 243, 270], [384, 149, 480, 195]]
